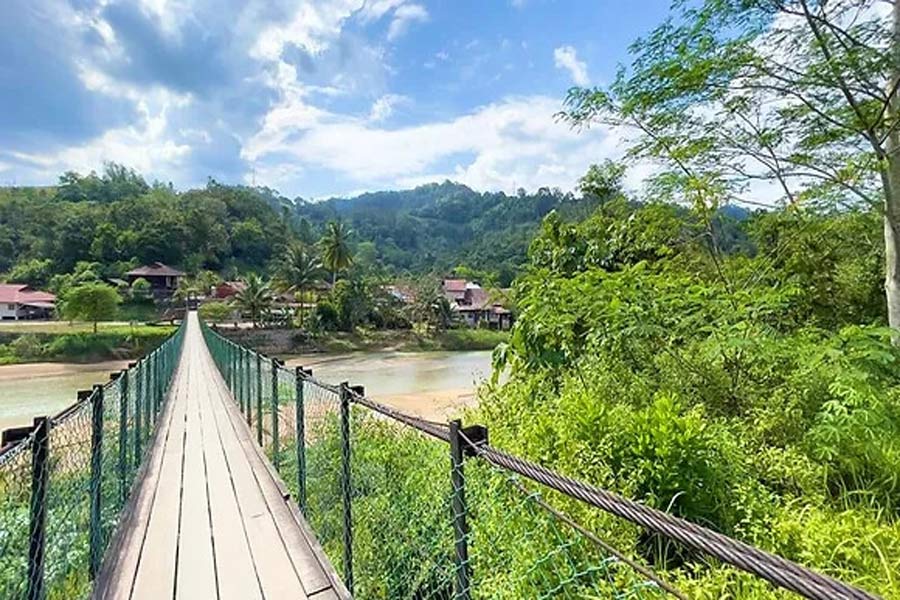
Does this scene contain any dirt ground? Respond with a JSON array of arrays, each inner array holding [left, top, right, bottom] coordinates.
[[0, 359, 131, 382]]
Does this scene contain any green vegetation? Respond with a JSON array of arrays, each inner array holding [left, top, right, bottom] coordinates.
[[0, 164, 609, 290], [315, 328, 508, 353], [61, 282, 121, 333], [233, 273, 275, 328], [0, 325, 173, 364]]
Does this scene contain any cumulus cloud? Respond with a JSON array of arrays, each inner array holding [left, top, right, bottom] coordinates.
[[244, 94, 621, 194], [2, 0, 615, 196], [553, 45, 589, 86], [387, 4, 429, 41]]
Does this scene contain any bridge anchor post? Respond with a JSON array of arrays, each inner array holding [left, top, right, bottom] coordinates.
[[27, 416, 49, 600], [339, 382, 355, 595], [295, 367, 310, 514], [89, 384, 104, 580], [271, 358, 283, 469], [449, 419, 486, 600], [116, 370, 128, 504]]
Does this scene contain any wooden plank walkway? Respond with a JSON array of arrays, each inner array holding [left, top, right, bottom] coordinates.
[[94, 313, 347, 600]]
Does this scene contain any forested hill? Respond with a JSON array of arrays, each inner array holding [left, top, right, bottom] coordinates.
[[0, 165, 608, 288], [291, 181, 605, 283]]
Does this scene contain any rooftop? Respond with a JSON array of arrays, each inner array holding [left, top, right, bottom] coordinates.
[[0, 284, 56, 305], [126, 262, 186, 277]]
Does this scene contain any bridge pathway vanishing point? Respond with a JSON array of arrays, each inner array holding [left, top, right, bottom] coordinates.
[[93, 313, 346, 600]]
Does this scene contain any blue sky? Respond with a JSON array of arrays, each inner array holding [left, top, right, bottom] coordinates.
[[0, 0, 673, 198]]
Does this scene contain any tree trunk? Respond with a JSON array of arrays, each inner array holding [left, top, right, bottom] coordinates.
[[885, 1, 900, 340]]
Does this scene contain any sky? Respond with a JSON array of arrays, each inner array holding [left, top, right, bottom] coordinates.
[[0, 0, 674, 199]]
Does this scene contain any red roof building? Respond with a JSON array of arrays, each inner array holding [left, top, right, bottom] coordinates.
[[441, 279, 513, 330], [213, 281, 247, 299], [0, 284, 56, 320]]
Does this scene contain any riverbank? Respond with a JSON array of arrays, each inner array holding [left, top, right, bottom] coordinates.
[[0, 323, 175, 365], [214, 326, 508, 356]]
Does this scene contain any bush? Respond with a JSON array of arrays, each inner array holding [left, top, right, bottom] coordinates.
[[199, 301, 234, 323], [314, 300, 340, 331], [9, 334, 44, 359]]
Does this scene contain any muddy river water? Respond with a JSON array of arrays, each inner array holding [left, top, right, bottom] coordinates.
[[0, 351, 493, 431]]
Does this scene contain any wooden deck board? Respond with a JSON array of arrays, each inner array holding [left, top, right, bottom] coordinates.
[[93, 313, 343, 600], [196, 350, 263, 600]]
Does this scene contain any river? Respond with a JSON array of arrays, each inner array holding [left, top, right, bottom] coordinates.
[[0, 351, 493, 432]]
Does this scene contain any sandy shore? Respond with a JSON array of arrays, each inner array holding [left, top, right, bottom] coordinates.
[[0, 359, 131, 382], [371, 388, 477, 422]]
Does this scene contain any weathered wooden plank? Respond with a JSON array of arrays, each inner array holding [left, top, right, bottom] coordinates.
[[174, 351, 217, 600], [129, 352, 190, 600], [92, 361, 183, 600], [214, 370, 334, 596], [196, 350, 263, 600], [205, 352, 309, 599]]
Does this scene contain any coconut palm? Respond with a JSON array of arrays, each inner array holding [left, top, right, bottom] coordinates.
[[275, 242, 323, 327], [320, 221, 354, 285], [233, 273, 275, 328]]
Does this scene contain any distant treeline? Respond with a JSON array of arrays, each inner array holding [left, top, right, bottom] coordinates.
[[0, 163, 754, 291], [0, 164, 592, 287]]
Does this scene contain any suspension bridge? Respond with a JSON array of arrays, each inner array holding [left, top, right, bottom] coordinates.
[[0, 312, 885, 599]]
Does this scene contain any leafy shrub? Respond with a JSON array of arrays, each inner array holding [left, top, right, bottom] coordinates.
[[10, 334, 44, 359]]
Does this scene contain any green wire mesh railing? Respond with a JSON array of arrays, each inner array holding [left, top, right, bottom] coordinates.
[[201, 321, 677, 599], [200, 320, 879, 600], [0, 320, 185, 600]]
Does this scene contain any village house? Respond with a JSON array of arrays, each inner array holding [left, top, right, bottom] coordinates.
[[212, 280, 247, 299], [0, 284, 56, 320], [441, 278, 513, 330], [125, 262, 185, 298]]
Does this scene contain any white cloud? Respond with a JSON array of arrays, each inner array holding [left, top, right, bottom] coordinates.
[[553, 45, 589, 86], [252, 1, 362, 59], [387, 4, 429, 41], [10, 100, 190, 183], [244, 94, 624, 194], [369, 94, 408, 122]]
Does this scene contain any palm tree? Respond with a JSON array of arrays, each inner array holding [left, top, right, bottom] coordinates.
[[234, 274, 275, 328], [275, 243, 322, 327], [320, 221, 354, 285]]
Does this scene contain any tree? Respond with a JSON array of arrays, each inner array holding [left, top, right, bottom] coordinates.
[[274, 243, 322, 327], [131, 277, 152, 301], [561, 0, 900, 335], [199, 301, 234, 323], [234, 274, 274, 328], [62, 282, 121, 332], [410, 280, 460, 332], [320, 221, 354, 284]]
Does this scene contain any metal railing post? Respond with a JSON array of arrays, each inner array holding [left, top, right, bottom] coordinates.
[[228, 343, 234, 391], [117, 370, 128, 504], [143, 357, 151, 432], [28, 416, 49, 600], [245, 349, 252, 426], [271, 358, 282, 468], [154, 350, 161, 414], [256, 352, 263, 446], [149, 352, 156, 419], [89, 384, 104, 579], [339, 382, 354, 594], [449, 419, 471, 600], [133, 360, 142, 461], [295, 367, 308, 514]]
